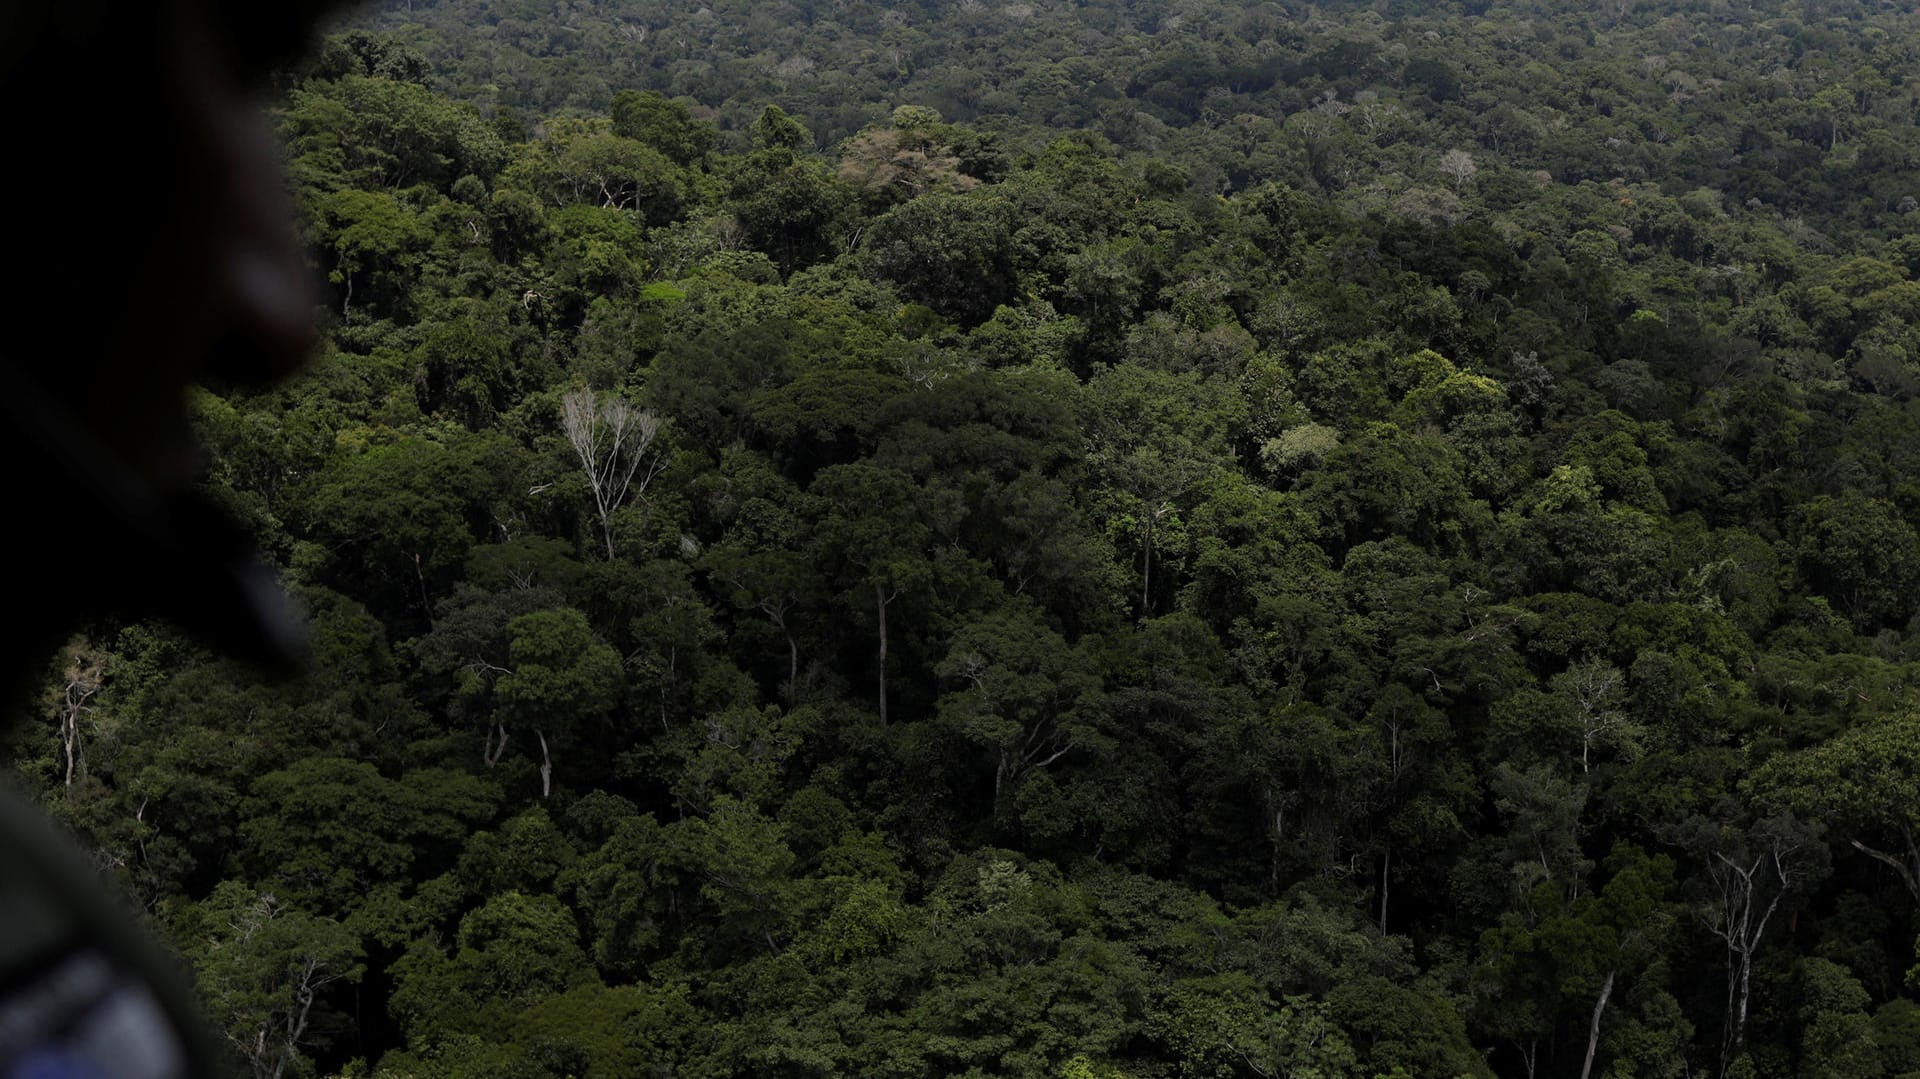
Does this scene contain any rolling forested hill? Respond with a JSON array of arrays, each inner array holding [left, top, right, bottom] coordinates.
[[10, 1, 1920, 1076]]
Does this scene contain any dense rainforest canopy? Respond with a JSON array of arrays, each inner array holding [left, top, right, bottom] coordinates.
[[10, 0, 1920, 1076]]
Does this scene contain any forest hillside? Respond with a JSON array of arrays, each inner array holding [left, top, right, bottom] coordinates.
[[10, 1, 1920, 1076]]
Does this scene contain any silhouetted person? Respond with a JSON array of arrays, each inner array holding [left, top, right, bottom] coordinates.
[[2, 1, 339, 1073]]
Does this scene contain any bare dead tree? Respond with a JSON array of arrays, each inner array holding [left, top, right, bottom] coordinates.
[[1559, 656, 1630, 774], [562, 388, 666, 559], [1698, 819, 1822, 1076], [1439, 147, 1479, 190], [54, 641, 104, 789]]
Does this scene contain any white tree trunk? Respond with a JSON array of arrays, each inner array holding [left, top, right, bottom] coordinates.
[[875, 582, 891, 724], [535, 729, 552, 799], [1580, 969, 1615, 1079], [58, 648, 102, 789], [1378, 846, 1391, 931]]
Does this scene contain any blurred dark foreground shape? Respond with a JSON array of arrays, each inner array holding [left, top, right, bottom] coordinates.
[[1, 1, 341, 1074]]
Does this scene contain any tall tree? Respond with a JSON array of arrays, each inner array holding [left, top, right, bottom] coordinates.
[[178, 883, 364, 1079], [808, 463, 931, 725], [1679, 813, 1831, 1076], [493, 608, 624, 798], [1752, 710, 1920, 905], [561, 388, 667, 561]]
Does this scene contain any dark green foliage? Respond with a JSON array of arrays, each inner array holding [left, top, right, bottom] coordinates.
[[865, 191, 1017, 324], [21, 6, 1920, 1077], [610, 90, 717, 168]]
